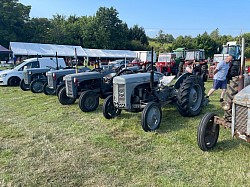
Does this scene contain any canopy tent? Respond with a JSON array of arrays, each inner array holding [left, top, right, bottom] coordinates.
[[9, 42, 136, 58], [10, 42, 87, 57], [83, 48, 136, 58], [0, 45, 12, 54]]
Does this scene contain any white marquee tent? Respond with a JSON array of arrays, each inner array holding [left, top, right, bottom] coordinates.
[[9, 42, 136, 58], [10, 42, 87, 57]]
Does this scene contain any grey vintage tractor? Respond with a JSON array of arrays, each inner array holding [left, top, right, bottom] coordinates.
[[58, 66, 138, 110], [197, 38, 250, 151], [45, 67, 91, 95], [102, 48, 207, 132], [20, 67, 51, 93]]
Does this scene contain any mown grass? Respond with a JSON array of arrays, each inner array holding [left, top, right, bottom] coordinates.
[[0, 80, 249, 186]]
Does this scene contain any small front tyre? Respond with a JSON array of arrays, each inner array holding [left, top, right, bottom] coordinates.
[[30, 79, 45, 93], [20, 79, 30, 91], [58, 87, 76, 105], [197, 112, 219, 151], [43, 82, 56, 95], [141, 102, 162, 132], [79, 90, 99, 112], [102, 95, 121, 119]]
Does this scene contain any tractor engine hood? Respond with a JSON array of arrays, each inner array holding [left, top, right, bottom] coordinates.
[[113, 72, 163, 84], [234, 85, 250, 107], [64, 71, 102, 81]]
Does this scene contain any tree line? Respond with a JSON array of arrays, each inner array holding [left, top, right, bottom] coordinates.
[[1, 0, 250, 58]]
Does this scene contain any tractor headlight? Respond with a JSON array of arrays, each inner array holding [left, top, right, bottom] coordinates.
[[118, 85, 125, 100], [28, 71, 32, 75], [221, 101, 231, 111]]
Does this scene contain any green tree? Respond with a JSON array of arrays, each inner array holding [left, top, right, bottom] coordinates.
[[129, 25, 149, 46], [0, 0, 31, 47], [93, 7, 128, 49], [49, 14, 67, 45], [210, 28, 220, 41], [24, 18, 51, 43]]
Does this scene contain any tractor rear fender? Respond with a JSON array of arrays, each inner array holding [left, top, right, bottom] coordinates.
[[174, 73, 192, 89]]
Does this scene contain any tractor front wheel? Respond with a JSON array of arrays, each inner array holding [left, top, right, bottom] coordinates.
[[20, 79, 30, 91], [43, 82, 56, 95], [197, 112, 219, 151], [58, 87, 76, 105], [79, 90, 99, 112], [102, 95, 121, 119], [141, 102, 162, 132], [30, 79, 45, 93]]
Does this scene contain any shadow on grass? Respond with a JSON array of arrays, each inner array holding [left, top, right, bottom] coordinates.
[[208, 139, 240, 152]]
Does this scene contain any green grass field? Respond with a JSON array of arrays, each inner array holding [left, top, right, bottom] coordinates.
[[0, 80, 249, 186]]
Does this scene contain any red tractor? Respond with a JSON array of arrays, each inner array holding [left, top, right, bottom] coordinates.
[[155, 53, 178, 75], [178, 49, 208, 82]]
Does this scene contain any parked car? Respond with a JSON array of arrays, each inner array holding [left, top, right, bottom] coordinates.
[[0, 57, 66, 86]]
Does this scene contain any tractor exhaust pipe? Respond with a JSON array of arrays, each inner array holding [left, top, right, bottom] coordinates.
[[238, 37, 245, 91], [150, 47, 154, 93], [56, 52, 59, 70]]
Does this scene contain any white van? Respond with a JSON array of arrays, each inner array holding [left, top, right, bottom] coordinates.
[[0, 57, 66, 86]]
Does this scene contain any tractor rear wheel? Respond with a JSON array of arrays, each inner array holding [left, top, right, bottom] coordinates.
[[141, 102, 162, 132], [79, 90, 99, 112], [30, 79, 45, 93], [20, 79, 30, 91], [102, 95, 121, 119], [224, 76, 239, 127], [177, 75, 204, 117], [58, 87, 76, 105], [43, 82, 56, 95], [197, 112, 219, 151]]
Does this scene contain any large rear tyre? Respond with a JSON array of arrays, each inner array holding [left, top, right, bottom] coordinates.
[[177, 75, 204, 117], [102, 95, 121, 119], [43, 82, 56, 95], [197, 112, 219, 151], [79, 90, 99, 112], [224, 76, 239, 127], [20, 79, 30, 91], [30, 79, 45, 93], [141, 102, 162, 132], [58, 87, 76, 105]]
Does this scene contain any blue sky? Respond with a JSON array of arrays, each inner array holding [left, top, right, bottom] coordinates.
[[19, 0, 250, 38]]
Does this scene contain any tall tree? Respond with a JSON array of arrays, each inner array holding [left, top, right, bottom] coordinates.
[[129, 25, 149, 46], [0, 0, 31, 47], [93, 7, 128, 49]]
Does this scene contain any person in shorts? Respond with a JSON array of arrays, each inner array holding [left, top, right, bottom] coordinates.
[[206, 55, 233, 102]]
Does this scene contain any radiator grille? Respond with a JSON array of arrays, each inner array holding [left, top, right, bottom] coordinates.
[[66, 80, 73, 97], [47, 75, 54, 88], [235, 104, 248, 134]]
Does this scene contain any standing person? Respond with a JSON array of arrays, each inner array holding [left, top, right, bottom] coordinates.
[[83, 57, 88, 67], [206, 55, 233, 102]]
